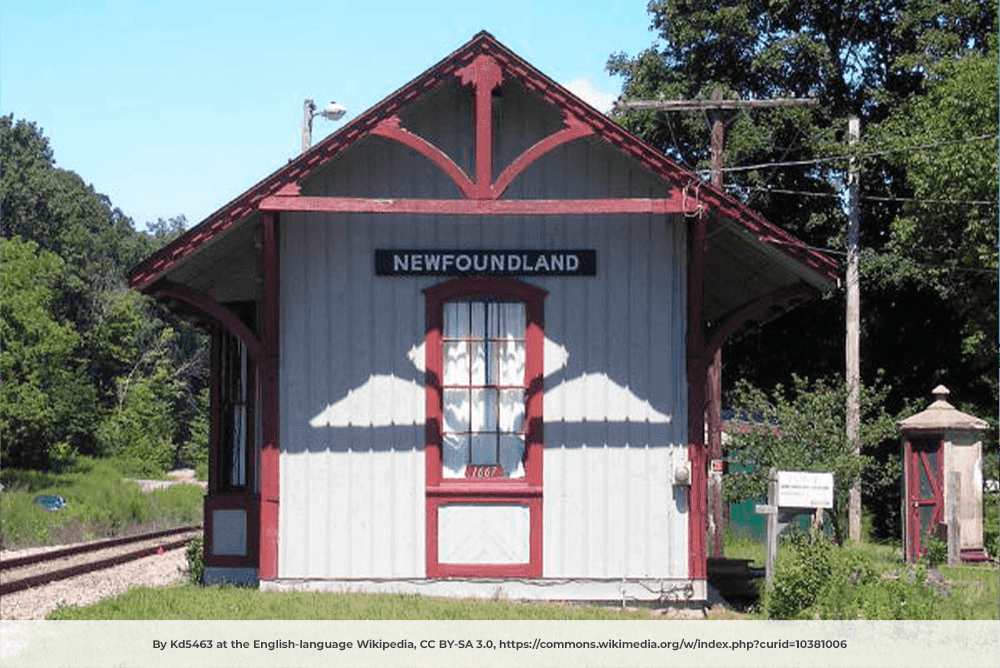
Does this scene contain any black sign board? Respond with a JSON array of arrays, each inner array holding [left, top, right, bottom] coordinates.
[[376, 250, 596, 276]]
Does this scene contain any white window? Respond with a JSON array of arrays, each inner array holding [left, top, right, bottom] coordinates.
[[440, 301, 526, 478]]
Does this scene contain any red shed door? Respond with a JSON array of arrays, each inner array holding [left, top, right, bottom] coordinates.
[[906, 437, 943, 561]]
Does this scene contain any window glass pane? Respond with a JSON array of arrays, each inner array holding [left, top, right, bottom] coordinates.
[[230, 407, 246, 488], [470, 342, 487, 385], [498, 389, 524, 433], [470, 434, 496, 466], [495, 340, 525, 386], [499, 435, 525, 478], [470, 302, 486, 339], [919, 505, 934, 552], [444, 302, 469, 338], [471, 388, 497, 432], [443, 342, 469, 385], [443, 389, 469, 433], [442, 433, 468, 478], [490, 302, 525, 340], [919, 466, 933, 498]]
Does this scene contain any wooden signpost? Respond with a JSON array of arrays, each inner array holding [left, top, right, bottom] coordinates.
[[755, 469, 834, 582]]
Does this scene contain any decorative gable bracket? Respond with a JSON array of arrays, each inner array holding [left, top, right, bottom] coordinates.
[[262, 53, 688, 217]]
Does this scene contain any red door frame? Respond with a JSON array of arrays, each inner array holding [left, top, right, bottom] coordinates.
[[424, 276, 546, 578], [905, 436, 944, 561]]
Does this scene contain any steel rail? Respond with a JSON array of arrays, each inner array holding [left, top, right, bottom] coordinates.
[[0, 525, 201, 571], [0, 526, 201, 596]]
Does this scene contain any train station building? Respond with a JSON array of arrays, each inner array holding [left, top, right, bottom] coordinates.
[[128, 32, 837, 601]]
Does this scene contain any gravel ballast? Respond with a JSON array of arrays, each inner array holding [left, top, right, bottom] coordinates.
[[0, 544, 189, 620]]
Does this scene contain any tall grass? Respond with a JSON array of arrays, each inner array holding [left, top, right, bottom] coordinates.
[[0, 456, 204, 548]]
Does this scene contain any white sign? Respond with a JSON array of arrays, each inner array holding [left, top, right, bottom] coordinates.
[[775, 471, 834, 508]]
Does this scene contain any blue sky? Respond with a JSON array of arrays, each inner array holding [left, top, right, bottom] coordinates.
[[1, 0, 659, 230]]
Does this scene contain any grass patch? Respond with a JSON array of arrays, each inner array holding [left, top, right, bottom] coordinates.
[[934, 562, 1000, 620], [720, 526, 767, 566], [47, 586, 662, 620], [0, 456, 204, 549]]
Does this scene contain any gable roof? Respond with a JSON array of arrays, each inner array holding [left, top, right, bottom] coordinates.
[[128, 31, 838, 291]]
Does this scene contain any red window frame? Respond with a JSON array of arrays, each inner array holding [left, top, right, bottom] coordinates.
[[424, 276, 545, 577]]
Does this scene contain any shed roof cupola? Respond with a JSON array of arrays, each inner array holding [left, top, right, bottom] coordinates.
[[898, 386, 989, 433]]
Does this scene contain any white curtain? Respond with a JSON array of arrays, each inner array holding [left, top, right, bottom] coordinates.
[[441, 301, 526, 478]]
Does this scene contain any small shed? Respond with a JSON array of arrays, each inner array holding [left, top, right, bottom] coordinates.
[[898, 386, 989, 563], [127, 32, 837, 601]]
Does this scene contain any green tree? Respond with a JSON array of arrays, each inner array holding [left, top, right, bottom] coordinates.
[[608, 1, 998, 420], [95, 324, 195, 477], [2, 116, 211, 469], [179, 387, 210, 479], [870, 47, 999, 401], [0, 237, 96, 468], [725, 376, 899, 544], [1, 115, 149, 314], [97, 369, 177, 478]]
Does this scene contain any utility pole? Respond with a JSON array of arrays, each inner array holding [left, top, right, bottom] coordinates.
[[617, 91, 817, 559], [846, 116, 862, 544]]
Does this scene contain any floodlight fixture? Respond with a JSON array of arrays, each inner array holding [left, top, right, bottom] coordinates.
[[302, 98, 347, 153]]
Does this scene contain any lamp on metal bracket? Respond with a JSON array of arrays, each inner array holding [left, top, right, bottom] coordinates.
[[302, 99, 347, 153]]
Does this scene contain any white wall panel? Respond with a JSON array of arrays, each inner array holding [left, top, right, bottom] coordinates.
[[438, 505, 531, 564]]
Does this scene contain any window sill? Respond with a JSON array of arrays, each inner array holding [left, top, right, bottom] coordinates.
[[427, 482, 542, 497]]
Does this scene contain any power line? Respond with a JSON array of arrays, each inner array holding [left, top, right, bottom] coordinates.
[[734, 185, 998, 207], [702, 133, 999, 175], [762, 238, 998, 276]]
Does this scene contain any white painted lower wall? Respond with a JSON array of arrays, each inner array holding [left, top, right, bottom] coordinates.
[[544, 439, 689, 579], [261, 577, 705, 604]]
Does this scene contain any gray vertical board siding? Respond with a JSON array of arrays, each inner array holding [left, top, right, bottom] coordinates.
[[280, 212, 428, 579], [279, 87, 690, 579], [280, 212, 688, 579]]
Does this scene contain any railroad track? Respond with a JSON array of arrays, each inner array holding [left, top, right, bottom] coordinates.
[[0, 525, 201, 596]]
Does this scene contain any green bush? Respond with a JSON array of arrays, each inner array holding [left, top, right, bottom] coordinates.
[[761, 532, 941, 620], [185, 535, 205, 585], [983, 492, 999, 559], [725, 376, 900, 545], [762, 531, 835, 619], [96, 369, 177, 478], [925, 536, 948, 567]]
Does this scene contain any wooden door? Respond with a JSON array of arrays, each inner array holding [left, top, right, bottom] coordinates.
[[906, 437, 943, 561]]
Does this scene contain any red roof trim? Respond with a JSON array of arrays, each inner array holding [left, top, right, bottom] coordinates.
[[127, 30, 838, 291]]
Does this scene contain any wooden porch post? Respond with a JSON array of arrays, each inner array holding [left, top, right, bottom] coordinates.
[[259, 211, 280, 580]]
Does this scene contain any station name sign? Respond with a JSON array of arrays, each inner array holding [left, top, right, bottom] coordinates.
[[376, 250, 596, 276]]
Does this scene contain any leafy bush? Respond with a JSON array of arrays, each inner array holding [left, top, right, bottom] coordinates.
[[185, 535, 205, 585], [762, 531, 836, 619], [725, 376, 900, 545], [97, 372, 175, 478], [983, 492, 999, 559], [925, 536, 948, 567], [761, 532, 941, 620], [177, 387, 209, 475]]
